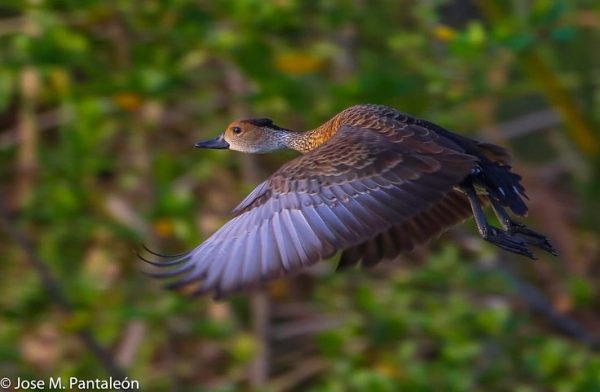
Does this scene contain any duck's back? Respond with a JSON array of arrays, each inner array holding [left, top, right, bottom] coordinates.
[[321, 104, 525, 214], [329, 104, 504, 161]]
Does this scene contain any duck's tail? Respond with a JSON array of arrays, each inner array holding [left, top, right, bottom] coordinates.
[[472, 154, 529, 217], [466, 141, 527, 216]]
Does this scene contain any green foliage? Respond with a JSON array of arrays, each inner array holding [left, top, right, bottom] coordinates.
[[1, 0, 599, 390], [309, 247, 600, 391]]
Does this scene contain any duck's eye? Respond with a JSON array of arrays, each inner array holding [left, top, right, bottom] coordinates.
[[232, 126, 242, 134]]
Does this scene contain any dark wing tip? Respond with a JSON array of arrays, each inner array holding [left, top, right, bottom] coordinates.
[[140, 245, 233, 298], [138, 245, 196, 283], [142, 244, 189, 258], [138, 245, 191, 267]]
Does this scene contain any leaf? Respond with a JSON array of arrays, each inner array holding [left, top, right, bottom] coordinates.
[[274, 51, 324, 75]]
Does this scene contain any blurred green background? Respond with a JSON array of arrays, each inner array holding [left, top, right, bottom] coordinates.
[[1, 0, 600, 390]]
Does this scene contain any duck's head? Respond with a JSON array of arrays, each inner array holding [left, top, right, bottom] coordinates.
[[195, 118, 294, 154]]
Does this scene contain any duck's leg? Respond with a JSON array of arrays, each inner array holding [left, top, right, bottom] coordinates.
[[460, 183, 536, 259], [489, 198, 558, 256]]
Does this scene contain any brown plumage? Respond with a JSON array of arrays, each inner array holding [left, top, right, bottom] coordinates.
[[142, 104, 557, 299]]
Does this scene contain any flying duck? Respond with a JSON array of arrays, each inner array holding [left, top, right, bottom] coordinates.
[[142, 104, 557, 298]]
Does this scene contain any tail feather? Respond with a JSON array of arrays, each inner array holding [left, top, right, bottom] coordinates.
[[475, 162, 529, 216]]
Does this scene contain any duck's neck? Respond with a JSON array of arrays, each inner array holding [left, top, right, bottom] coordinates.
[[283, 117, 340, 154]]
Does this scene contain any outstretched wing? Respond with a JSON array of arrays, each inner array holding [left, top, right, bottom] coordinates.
[[143, 125, 476, 298]]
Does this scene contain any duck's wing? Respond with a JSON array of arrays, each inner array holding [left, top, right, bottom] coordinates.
[[337, 189, 475, 269], [144, 125, 477, 298]]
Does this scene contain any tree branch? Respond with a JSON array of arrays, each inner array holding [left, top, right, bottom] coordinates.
[[496, 258, 600, 351], [0, 201, 135, 388]]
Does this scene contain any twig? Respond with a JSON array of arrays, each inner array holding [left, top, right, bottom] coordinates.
[[496, 258, 600, 350], [0, 202, 134, 388], [16, 67, 39, 209], [480, 108, 560, 140], [270, 316, 346, 341], [0, 109, 66, 150], [115, 320, 146, 367], [249, 291, 270, 386], [269, 358, 328, 392]]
